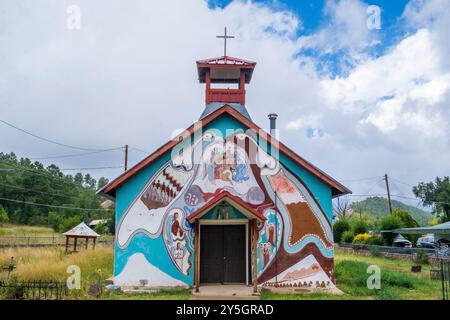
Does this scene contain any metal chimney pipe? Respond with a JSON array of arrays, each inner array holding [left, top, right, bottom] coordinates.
[[268, 113, 278, 138]]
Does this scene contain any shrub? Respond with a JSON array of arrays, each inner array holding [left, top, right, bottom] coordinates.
[[377, 215, 404, 246], [333, 219, 351, 243], [352, 233, 372, 244], [47, 212, 63, 232], [0, 275, 25, 300], [0, 206, 9, 225], [58, 215, 81, 233], [341, 230, 355, 244], [365, 235, 384, 246], [351, 220, 369, 235]]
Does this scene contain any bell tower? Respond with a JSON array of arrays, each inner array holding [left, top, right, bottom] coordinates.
[[196, 28, 256, 120]]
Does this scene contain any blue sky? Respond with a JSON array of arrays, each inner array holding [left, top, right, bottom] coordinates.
[[210, 0, 409, 32], [209, 0, 411, 76]]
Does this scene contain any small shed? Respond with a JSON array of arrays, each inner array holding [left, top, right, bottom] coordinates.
[[63, 222, 100, 253], [88, 219, 107, 228]]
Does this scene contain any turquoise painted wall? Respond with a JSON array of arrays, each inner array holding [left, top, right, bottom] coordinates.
[[113, 111, 334, 286]]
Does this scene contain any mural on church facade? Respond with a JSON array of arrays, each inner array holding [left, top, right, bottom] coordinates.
[[114, 129, 335, 289]]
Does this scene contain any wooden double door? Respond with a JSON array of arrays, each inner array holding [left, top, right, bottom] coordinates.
[[200, 224, 246, 284]]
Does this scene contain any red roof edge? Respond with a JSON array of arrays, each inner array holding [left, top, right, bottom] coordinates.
[[196, 55, 257, 67], [98, 104, 351, 199], [186, 191, 267, 223]]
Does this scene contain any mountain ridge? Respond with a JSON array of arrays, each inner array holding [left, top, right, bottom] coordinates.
[[350, 196, 432, 226]]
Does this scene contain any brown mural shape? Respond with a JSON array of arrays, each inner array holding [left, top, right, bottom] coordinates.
[[286, 202, 333, 248]]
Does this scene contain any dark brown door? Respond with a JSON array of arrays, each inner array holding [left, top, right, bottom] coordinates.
[[200, 225, 246, 284]]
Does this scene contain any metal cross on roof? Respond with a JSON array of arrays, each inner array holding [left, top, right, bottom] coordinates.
[[216, 27, 235, 57]]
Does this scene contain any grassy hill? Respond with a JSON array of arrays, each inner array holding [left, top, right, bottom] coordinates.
[[350, 196, 432, 226]]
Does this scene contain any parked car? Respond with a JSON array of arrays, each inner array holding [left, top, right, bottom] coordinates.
[[417, 234, 435, 248], [393, 234, 412, 248]]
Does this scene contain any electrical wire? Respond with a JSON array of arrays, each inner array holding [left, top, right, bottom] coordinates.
[[0, 182, 84, 201], [0, 118, 121, 151], [29, 147, 124, 160], [0, 196, 112, 211]]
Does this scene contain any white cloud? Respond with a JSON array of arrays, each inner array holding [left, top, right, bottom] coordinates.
[[0, 0, 449, 203]]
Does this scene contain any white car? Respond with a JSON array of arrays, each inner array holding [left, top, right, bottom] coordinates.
[[393, 234, 412, 248]]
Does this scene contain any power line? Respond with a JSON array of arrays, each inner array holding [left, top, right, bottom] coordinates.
[[0, 164, 123, 172], [390, 176, 415, 188], [58, 165, 123, 171], [29, 147, 124, 160], [0, 161, 106, 190], [129, 146, 151, 155], [339, 176, 383, 182], [0, 196, 112, 211], [0, 182, 83, 201], [0, 118, 120, 151]]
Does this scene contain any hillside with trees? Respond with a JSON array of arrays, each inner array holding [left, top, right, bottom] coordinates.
[[349, 196, 432, 226], [0, 152, 113, 233]]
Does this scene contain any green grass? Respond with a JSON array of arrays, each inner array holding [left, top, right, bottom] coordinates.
[[104, 289, 192, 300], [261, 250, 442, 300], [0, 224, 57, 236]]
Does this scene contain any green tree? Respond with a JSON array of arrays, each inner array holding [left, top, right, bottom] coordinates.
[[392, 208, 420, 244], [105, 210, 115, 234], [377, 215, 404, 246], [413, 176, 450, 222], [0, 152, 105, 228], [341, 230, 355, 244], [333, 219, 350, 243], [351, 219, 369, 235], [59, 215, 82, 233], [47, 212, 63, 232], [97, 177, 109, 190], [392, 208, 419, 228], [0, 206, 9, 225]]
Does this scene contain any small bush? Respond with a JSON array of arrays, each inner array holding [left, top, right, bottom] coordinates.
[[333, 219, 351, 243], [0, 276, 24, 300], [351, 220, 369, 235], [0, 206, 9, 225], [352, 233, 372, 244], [341, 230, 355, 244]]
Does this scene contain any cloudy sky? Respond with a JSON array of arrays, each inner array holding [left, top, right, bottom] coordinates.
[[0, 0, 449, 207]]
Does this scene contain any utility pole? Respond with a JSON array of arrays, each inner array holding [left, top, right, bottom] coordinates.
[[124, 145, 128, 172], [384, 173, 393, 215]]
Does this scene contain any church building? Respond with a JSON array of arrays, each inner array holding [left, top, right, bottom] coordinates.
[[99, 35, 350, 291]]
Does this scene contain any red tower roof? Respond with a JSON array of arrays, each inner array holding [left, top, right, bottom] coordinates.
[[196, 56, 256, 105], [197, 56, 256, 83]]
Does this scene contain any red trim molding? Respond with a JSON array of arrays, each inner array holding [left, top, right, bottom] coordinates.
[[186, 191, 267, 223]]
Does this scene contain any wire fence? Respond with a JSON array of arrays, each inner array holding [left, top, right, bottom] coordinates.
[[337, 243, 436, 255], [0, 235, 114, 248], [0, 280, 67, 300]]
